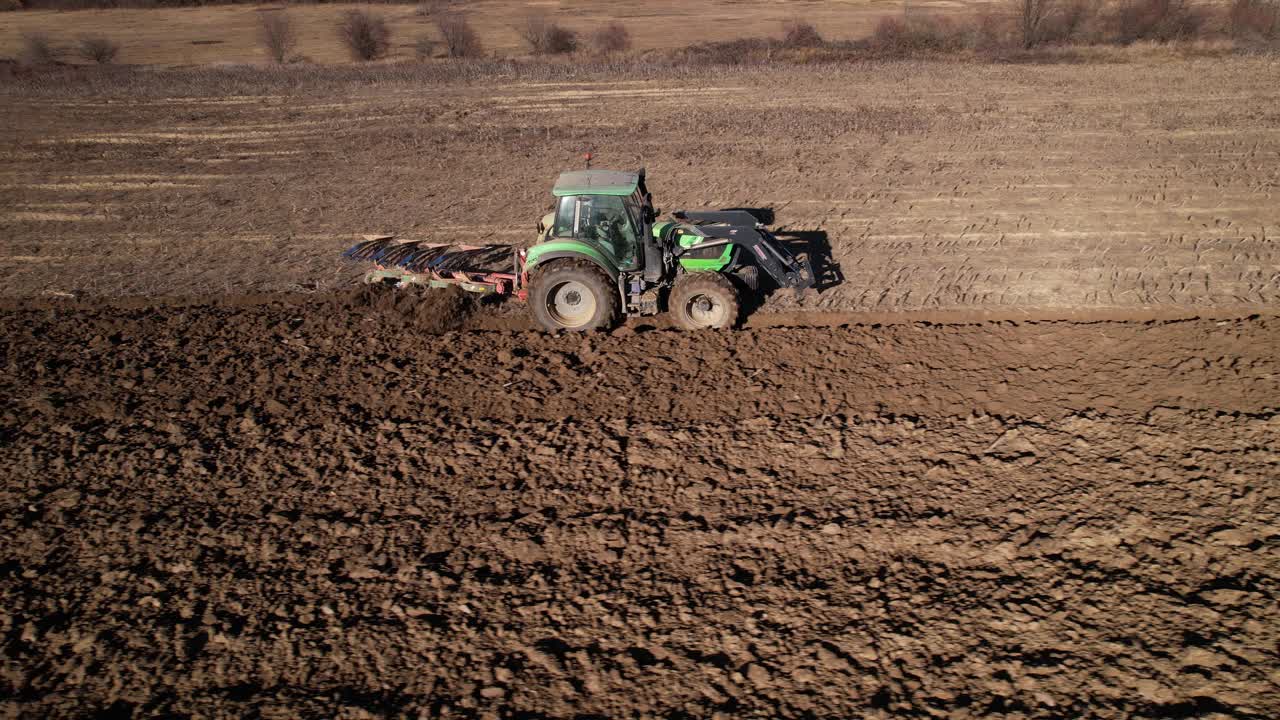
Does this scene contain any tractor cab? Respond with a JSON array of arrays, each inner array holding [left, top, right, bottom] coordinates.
[[547, 169, 654, 272]]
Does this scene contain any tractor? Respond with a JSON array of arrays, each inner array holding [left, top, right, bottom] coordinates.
[[343, 168, 814, 331]]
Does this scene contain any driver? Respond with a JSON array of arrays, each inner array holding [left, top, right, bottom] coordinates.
[[587, 200, 624, 253]]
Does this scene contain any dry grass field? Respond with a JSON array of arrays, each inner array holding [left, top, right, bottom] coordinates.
[[0, 1, 995, 66]]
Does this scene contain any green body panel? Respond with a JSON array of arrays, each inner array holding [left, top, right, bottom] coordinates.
[[678, 244, 734, 272], [552, 170, 639, 197], [525, 240, 620, 279], [652, 220, 734, 272], [675, 228, 704, 249]]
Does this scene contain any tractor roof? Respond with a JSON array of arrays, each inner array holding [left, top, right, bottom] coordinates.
[[552, 169, 639, 197]]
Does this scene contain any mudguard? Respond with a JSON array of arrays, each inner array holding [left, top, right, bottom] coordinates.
[[524, 240, 621, 280]]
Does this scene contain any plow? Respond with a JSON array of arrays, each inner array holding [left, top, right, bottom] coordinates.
[[343, 168, 814, 331], [344, 240, 520, 296]]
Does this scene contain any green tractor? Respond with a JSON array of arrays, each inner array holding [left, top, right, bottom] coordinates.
[[344, 168, 814, 331]]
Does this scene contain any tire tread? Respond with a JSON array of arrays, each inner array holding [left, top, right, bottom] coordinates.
[[528, 258, 620, 332], [670, 272, 741, 330]]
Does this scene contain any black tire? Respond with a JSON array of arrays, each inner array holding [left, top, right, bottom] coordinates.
[[670, 272, 740, 330], [528, 259, 620, 332]]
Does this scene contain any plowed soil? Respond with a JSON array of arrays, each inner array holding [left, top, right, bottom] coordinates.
[[2, 292, 1277, 718], [3, 33, 1280, 719]]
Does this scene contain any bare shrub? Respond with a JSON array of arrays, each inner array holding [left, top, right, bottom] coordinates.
[[675, 37, 776, 65], [258, 10, 297, 64], [1, 0, 24, 11], [436, 12, 483, 57], [415, 0, 446, 17], [1113, 0, 1206, 43], [869, 14, 968, 55], [1042, 0, 1102, 43], [971, 11, 1018, 52], [781, 19, 824, 48], [590, 22, 632, 54], [338, 9, 391, 62], [1229, 0, 1280, 42], [21, 33, 63, 65], [1016, 0, 1055, 48], [75, 35, 120, 64], [870, 16, 909, 51], [522, 13, 577, 55], [414, 35, 435, 60]]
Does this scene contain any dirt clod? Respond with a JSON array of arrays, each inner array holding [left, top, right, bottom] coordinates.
[[338, 284, 476, 334]]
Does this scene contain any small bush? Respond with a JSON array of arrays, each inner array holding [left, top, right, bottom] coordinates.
[[1043, 0, 1105, 44], [590, 22, 631, 54], [1114, 0, 1206, 43], [1015, 0, 1055, 48], [970, 11, 1018, 52], [522, 13, 577, 55], [258, 10, 297, 64], [781, 19, 824, 48], [436, 12, 483, 58], [21, 33, 62, 65], [338, 9, 392, 62], [1010, 0, 1101, 47], [415, 0, 446, 17], [75, 34, 119, 64], [870, 17, 908, 51], [414, 35, 435, 60], [1, 0, 24, 11], [869, 14, 968, 55], [1229, 0, 1280, 42], [675, 37, 776, 65]]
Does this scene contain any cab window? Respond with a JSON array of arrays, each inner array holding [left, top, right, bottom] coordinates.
[[552, 194, 639, 268]]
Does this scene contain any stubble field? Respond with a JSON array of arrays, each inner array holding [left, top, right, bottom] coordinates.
[[2, 58, 1278, 314]]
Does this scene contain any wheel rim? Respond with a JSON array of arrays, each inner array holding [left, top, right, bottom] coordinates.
[[684, 293, 727, 328], [546, 279, 597, 328]]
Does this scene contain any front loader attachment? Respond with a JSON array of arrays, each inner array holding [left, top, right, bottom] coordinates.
[[343, 236, 522, 296], [671, 211, 815, 290]]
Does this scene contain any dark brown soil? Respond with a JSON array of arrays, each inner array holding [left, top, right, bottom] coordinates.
[[336, 284, 477, 335], [1, 297, 1277, 718]]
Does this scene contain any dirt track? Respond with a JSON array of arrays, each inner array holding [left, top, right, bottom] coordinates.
[[2, 293, 1277, 718]]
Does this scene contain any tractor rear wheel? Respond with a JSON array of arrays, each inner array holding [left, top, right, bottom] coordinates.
[[529, 259, 620, 332], [670, 272, 740, 330]]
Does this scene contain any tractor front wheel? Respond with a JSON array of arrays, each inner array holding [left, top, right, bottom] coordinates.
[[529, 259, 620, 332], [670, 272, 740, 330]]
